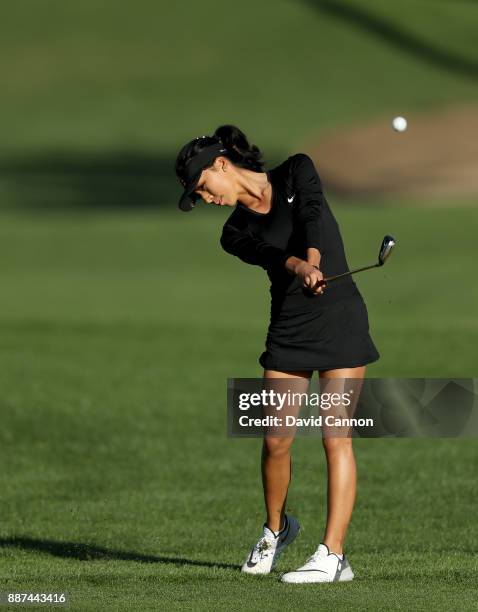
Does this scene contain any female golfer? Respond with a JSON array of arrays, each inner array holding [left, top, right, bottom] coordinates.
[[175, 125, 379, 584]]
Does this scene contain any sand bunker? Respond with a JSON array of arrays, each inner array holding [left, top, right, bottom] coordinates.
[[302, 104, 478, 200]]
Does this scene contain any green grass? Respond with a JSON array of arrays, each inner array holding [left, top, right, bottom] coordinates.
[[1, 0, 478, 608], [0, 204, 477, 375], [1, 0, 477, 155], [1, 205, 477, 610]]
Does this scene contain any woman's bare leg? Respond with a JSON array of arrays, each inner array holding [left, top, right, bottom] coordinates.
[[319, 366, 366, 555], [261, 368, 312, 533]]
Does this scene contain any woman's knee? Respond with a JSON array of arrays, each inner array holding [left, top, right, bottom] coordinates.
[[263, 436, 294, 458], [322, 435, 353, 454]]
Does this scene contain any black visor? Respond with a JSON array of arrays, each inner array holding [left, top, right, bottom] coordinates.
[[177, 142, 228, 212]]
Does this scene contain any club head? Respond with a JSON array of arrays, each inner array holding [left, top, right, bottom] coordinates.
[[378, 235, 396, 266]]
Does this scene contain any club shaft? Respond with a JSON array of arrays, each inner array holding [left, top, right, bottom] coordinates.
[[324, 263, 378, 283]]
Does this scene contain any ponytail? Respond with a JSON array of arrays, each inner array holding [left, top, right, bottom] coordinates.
[[175, 125, 265, 185], [213, 124, 265, 172]]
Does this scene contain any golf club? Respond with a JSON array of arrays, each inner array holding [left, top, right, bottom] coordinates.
[[310, 235, 396, 292]]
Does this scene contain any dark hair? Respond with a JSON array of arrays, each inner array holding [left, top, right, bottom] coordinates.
[[175, 124, 266, 185]]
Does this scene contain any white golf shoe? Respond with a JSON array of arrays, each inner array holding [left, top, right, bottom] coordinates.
[[241, 514, 300, 575], [280, 543, 354, 583]]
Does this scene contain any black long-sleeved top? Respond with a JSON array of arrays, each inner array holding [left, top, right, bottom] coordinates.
[[220, 153, 360, 311]]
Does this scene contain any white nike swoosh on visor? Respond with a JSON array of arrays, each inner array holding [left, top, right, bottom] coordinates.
[[287, 195, 295, 203]]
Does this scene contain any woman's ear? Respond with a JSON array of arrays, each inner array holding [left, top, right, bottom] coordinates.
[[217, 156, 228, 172]]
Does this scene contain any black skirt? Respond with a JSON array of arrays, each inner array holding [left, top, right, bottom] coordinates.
[[259, 282, 380, 372]]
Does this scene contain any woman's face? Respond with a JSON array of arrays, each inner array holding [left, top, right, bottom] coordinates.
[[193, 157, 236, 207]]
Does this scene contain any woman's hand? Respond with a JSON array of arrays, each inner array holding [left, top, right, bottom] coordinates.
[[295, 261, 326, 295]]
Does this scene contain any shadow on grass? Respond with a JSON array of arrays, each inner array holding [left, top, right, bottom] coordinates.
[[0, 152, 181, 211], [304, 0, 478, 81], [0, 536, 239, 571], [0, 150, 283, 212]]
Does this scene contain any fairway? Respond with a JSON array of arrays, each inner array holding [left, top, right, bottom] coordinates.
[[1, 0, 478, 609], [1, 206, 477, 610]]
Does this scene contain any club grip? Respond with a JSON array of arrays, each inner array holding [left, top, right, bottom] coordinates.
[[307, 277, 327, 293]]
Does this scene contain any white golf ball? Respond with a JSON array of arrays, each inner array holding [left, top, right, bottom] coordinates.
[[392, 116, 407, 132]]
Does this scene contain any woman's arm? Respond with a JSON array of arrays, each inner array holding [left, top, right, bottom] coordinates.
[[291, 153, 325, 254], [220, 222, 294, 272], [306, 247, 321, 268], [220, 224, 325, 293]]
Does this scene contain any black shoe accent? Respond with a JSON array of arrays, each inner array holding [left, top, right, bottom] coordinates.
[[278, 517, 291, 544], [278, 514, 289, 535], [320, 541, 343, 561]]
